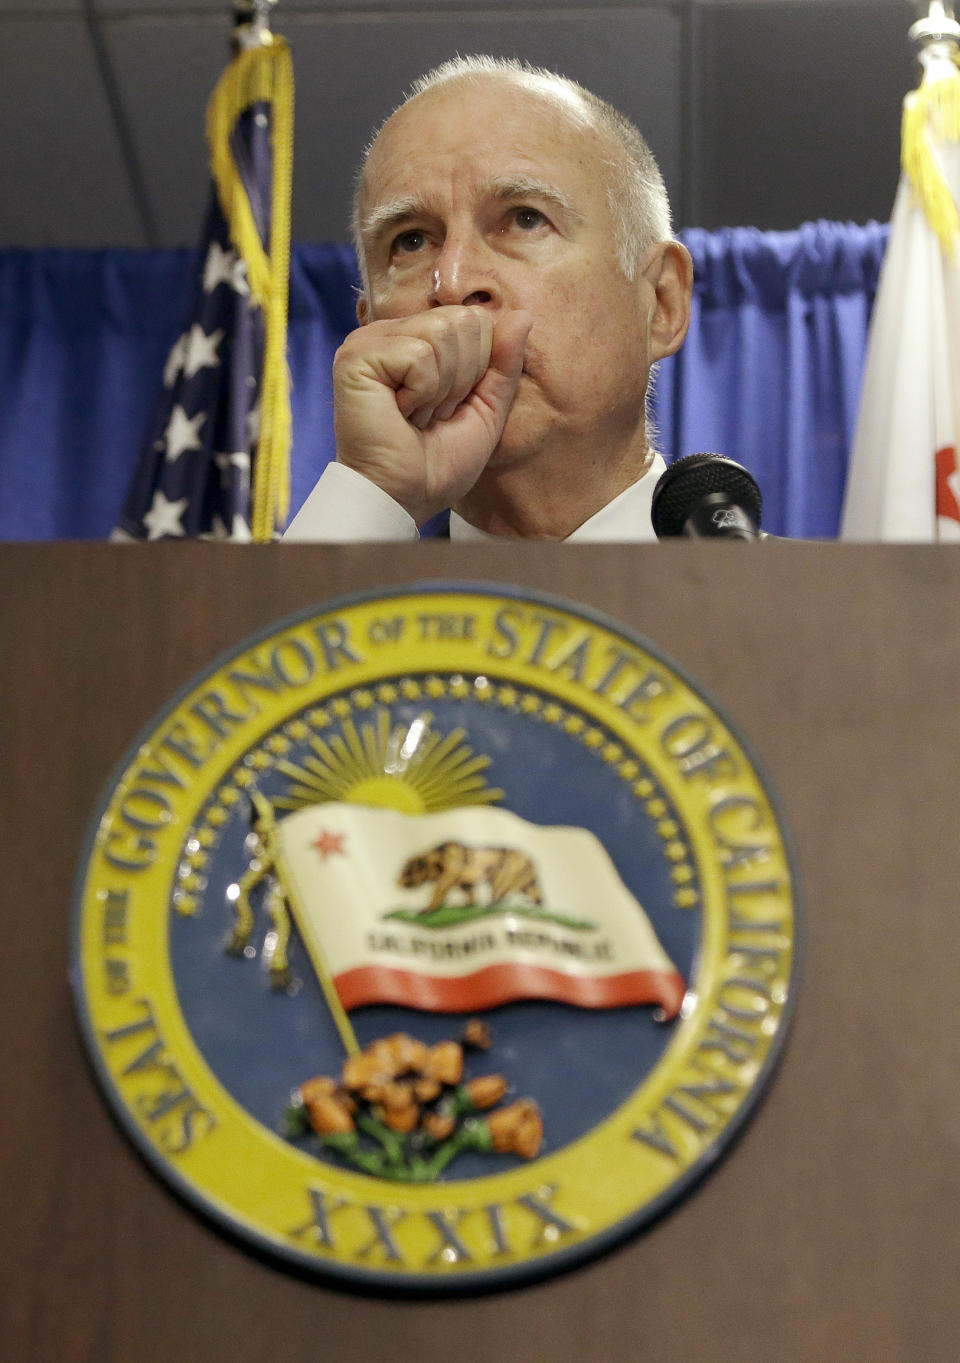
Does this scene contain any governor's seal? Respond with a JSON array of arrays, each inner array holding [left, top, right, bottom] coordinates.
[[71, 583, 799, 1292]]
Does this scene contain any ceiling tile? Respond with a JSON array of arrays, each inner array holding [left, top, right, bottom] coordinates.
[[698, 1, 915, 228]]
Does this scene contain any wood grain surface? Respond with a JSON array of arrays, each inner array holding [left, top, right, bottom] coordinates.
[[2, 542, 959, 1363]]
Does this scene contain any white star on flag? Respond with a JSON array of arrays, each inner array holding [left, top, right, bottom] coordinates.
[[163, 333, 188, 388], [215, 449, 251, 495], [202, 240, 249, 296], [246, 403, 261, 444], [201, 512, 252, 542], [142, 490, 188, 540], [112, 33, 293, 543], [214, 450, 251, 473], [201, 515, 230, 540], [182, 324, 224, 378], [164, 404, 206, 461]]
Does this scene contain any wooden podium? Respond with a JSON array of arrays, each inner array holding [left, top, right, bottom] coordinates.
[[3, 542, 959, 1362]]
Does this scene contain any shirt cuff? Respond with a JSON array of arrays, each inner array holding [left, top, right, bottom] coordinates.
[[282, 463, 420, 542]]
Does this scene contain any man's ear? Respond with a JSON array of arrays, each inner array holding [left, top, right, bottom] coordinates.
[[647, 241, 693, 362]]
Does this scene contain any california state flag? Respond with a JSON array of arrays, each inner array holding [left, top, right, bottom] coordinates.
[[841, 45, 960, 540], [273, 802, 686, 1020]]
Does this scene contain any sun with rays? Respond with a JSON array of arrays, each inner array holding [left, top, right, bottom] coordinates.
[[272, 708, 503, 815]]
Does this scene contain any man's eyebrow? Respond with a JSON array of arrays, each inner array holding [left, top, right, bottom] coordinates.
[[361, 178, 585, 243], [487, 175, 585, 223], [359, 196, 430, 244]]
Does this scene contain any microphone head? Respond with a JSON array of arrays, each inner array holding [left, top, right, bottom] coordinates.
[[651, 453, 763, 539]]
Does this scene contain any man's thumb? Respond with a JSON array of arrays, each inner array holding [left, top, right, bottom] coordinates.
[[470, 310, 533, 437], [477, 310, 537, 419], [490, 310, 533, 383]]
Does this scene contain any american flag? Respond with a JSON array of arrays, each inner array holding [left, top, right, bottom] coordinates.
[[113, 32, 292, 543]]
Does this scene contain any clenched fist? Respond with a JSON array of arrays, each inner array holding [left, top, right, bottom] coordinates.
[[332, 306, 533, 526]]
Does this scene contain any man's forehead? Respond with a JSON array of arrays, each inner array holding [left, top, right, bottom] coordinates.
[[359, 76, 603, 217], [376, 70, 594, 142]]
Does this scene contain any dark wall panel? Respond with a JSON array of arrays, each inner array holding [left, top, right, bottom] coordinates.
[[107, 9, 682, 248], [0, 18, 143, 248], [697, 1, 917, 228], [0, 3, 933, 245]]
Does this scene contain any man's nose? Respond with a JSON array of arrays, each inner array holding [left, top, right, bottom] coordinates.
[[429, 233, 499, 308]]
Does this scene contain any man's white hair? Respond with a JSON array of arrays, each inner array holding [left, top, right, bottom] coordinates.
[[351, 54, 672, 286]]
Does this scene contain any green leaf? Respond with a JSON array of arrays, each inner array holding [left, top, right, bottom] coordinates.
[[283, 1103, 310, 1138], [383, 902, 595, 932]]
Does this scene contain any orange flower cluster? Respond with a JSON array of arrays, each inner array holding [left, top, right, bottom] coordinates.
[[298, 1075, 354, 1136], [295, 1030, 542, 1165], [487, 1099, 543, 1159], [300, 1032, 512, 1137]]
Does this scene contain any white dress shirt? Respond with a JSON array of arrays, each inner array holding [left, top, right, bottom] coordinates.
[[284, 454, 666, 543]]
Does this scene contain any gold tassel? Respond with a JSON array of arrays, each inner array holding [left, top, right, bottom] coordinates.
[[902, 55, 960, 260], [206, 38, 294, 541]]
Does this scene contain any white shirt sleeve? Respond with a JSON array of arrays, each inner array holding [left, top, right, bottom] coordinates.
[[282, 463, 419, 542]]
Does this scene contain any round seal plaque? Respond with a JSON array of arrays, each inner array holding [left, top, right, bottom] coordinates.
[[72, 584, 799, 1291]]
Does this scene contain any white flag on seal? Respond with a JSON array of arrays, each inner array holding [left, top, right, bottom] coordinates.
[[273, 802, 686, 1019], [841, 44, 960, 541]]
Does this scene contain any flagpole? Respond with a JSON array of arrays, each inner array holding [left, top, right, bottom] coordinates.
[[902, 2, 960, 260], [250, 793, 362, 1057], [113, 0, 293, 542], [209, 0, 294, 542]]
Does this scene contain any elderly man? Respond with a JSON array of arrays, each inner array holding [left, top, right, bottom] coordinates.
[[285, 55, 692, 542]]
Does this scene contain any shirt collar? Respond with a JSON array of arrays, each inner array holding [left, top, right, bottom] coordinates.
[[448, 454, 666, 543]]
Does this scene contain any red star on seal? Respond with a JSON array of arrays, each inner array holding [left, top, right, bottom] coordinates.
[[311, 828, 346, 859]]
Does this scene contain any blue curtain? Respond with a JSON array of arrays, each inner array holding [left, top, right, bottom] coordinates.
[[657, 221, 889, 539], [0, 223, 887, 541]]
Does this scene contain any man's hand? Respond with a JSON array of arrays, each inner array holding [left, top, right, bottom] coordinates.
[[332, 306, 533, 525]]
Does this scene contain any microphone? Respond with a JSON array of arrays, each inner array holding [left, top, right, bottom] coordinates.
[[651, 453, 763, 541]]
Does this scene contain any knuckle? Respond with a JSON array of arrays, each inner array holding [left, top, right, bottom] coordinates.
[[410, 337, 436, 364], [332, 329, 371, 373], [332, 339, 354, 372], [407, 342, 439, 382]]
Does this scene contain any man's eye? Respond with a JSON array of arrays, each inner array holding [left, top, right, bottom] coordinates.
[[391, 229, 426, 255], [512, 207, 547, 231]]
